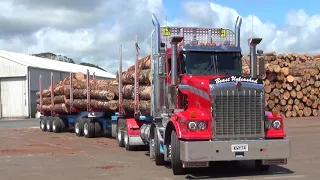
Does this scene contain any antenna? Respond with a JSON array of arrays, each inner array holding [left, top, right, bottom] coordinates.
[[166, 14, 168, 26], [251, 14, 254, 38]]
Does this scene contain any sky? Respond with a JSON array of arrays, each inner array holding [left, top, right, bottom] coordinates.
[[0, 0, 319, 74]]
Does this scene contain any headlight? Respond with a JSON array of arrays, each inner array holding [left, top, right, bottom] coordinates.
[[187, 121, 207, 131], [272, 120, 281, 129], [188, 121, 197, 130]]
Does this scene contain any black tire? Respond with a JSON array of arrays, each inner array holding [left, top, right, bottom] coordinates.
[[124, 129, 135, 151], [40, 116, 48, 131], [117, 119, 125, 147], [46, 116, 53, 132], [111, 121, 117, 138], [52, 117, 61, 133], [94, 122, 102, 137], [60, 118, 66, 131], [75, 118, 85, 136], [255, 160, 269, 171], [171, 130, 185, 175], [83, 119, 95, 138], [154, 128, 165, 165]]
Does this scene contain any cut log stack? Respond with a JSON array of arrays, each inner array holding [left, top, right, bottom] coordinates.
[[36, 72, 119, 114], [243, 52, 320, 117], [118, 55, 152, 115]]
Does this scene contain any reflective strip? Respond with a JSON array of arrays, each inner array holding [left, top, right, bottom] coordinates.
[[178, 84, 210, 101]]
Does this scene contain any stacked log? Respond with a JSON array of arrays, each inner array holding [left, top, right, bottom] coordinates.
[[243, 52, 320, 117], [118, 55, 152, 115], [36, 72, 119, 114]]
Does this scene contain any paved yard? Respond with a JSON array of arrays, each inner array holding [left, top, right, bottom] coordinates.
[[0, 117, 319, 180]]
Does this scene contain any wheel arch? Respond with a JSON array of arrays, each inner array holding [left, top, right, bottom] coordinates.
[[164, 121, 176, 145]]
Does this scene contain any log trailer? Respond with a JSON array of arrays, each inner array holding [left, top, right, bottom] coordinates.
[[115, 14, 291, 175], [38, 71, 117, 138]]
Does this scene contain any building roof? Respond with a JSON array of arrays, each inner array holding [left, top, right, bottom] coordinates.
[[0, 50, 116, 79]]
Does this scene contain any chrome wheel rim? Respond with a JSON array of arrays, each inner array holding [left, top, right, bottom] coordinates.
[[124, 132, 128, 145], [117, 129, 122, 142], [52, 121, 56, 131], [46, 121, 50, 130], [75, 122, 79, 134], [84, 123, 88, 135], [41, 121, 45, 129]]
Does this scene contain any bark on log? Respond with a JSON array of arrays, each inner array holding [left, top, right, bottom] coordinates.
[[127, 55, 151, 72], [122, 99, 150, 115], [65, 99, 88, 109], [90, 99, 118, 111], [90, 90, 115, 101], [36, 104, 51, 112], [36, 95, 67, 105], [53, 104, 69, 113], [122, 85, 151, 100], [65, 99, 118, 111], [36, 89, 51, 97], [122, 69, 151, 85]]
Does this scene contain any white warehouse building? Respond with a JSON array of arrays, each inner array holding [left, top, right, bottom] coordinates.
[[0, 50, 116, 119]]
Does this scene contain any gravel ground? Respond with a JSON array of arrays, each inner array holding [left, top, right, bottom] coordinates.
[[0, 117, 318, 180]]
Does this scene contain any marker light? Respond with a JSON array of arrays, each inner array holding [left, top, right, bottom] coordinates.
[[190, 111, 196, 118]]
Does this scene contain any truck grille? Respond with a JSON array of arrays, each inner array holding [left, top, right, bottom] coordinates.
[[212, 88, 264, 139]]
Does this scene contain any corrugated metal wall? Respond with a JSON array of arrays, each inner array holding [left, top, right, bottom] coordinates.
[[0, 57, 26, 77], [0, 77, 28, 118], [0, 58, 28, 118]]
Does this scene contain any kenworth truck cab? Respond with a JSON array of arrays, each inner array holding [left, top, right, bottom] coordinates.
[[118, 14, 291, 175]]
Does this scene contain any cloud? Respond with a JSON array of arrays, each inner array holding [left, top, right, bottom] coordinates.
[[0, 0, 319, 74]]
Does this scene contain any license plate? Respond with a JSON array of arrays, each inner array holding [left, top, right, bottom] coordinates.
[[231, 144, 249, 152]]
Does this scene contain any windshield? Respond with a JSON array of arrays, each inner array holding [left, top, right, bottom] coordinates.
[[181, 51, 242, 75]]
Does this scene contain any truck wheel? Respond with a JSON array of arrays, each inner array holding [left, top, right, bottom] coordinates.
[[154, 128, 165, 165], [46, 117, 53, 132], [254, 160, 269, 171], [60, 118, 66, 131], [124, 130, 135, 151], [52, 118, 61, 133], [83, 120, 95, 138], [117, 119, 125, 147], [111, 121, 117, 138], [75, 118, 85, 136], [94, 122, 102, 137], [171, 130, 185, 175], [40, 116, 47, 131]]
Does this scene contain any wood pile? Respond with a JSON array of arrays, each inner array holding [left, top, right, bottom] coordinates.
[[36, 72, 119, 114], [118, 55, 152, 115], [242, 52, 320, 117]]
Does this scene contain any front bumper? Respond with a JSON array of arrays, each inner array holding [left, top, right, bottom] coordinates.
[[180, 138, 291, 162]]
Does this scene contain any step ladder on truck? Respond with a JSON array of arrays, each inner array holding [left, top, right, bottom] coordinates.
[[115, 13, 292, 175], [38, 70, 117, 138]]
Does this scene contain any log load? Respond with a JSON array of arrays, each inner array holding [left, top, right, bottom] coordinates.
[[36, 72, 121, 114], [121, 69, 152, 85], [37, 54, 153, 115], [122, 85, 151, 100], [126, 55, 151, 72], [245, 52, 320, 118]]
